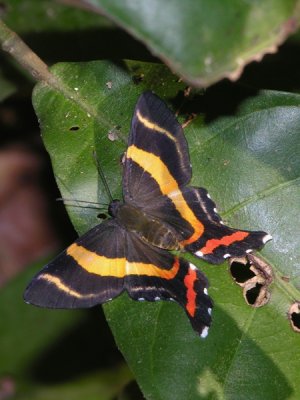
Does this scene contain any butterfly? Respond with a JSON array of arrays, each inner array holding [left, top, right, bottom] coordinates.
[[24, 92, 272, 338]]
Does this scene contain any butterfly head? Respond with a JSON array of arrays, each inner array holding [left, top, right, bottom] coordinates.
[[108, 199, 122, 217]]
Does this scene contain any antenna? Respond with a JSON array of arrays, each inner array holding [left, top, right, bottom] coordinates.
[[56, 197, 109, 211], [93, 151, 113, 203]]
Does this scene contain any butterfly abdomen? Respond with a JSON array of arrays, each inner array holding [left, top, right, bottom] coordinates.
[[115, 202, 180, 250]]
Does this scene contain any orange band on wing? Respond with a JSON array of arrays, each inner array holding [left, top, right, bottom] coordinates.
[[67, 243, 180, 279], [67, 243, 126, 277], [200, 231, 249, 255], [126, 145, 204, 242], [184, 267, 197, 317]]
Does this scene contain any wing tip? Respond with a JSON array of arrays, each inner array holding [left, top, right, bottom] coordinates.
[[23, 293, 31, 305]]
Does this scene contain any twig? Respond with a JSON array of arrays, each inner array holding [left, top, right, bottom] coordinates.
[[0, 19, 97, 119], [0, 19, 57, 85]]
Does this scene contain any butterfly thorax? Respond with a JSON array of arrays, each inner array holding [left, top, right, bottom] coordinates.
[[109, 200, 180, 251]]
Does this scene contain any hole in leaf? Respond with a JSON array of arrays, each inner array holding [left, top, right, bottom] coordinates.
[[245, 283, 263, 305], [229, 255, 273, 308], [291, 313, 300, 331], [288, 302, 300, 333], [229, 254, 273, 308], [243, 282, 270, 308], [69, 126, 80, 131], [230, 259, 256, 284]]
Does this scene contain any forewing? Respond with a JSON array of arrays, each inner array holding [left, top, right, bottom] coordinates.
[[123, 91, 191, 204], [24, 220, 126, 308]]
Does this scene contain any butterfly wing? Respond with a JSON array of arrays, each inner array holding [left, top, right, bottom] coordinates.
[[24, 219, 126, 308], [124, 231, 212, 337], [24, 217, 212, 337], [123, 92, 271, 263], [178, 187, 272, 264], [123, 91, 191, 204]]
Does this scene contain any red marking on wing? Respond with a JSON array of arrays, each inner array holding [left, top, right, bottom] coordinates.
[[201, 231, 249, 255], [184, 267, 197, 317]]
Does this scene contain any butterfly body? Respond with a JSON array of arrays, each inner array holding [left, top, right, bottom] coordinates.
[[111, 200, 180, 250], [24, 91, 271, 338]]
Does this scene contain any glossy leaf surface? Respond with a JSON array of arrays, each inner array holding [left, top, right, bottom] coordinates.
[[31, 61, 300, 399], [87, 0, 300, 86]]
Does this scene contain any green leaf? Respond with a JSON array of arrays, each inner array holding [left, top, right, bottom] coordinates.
[[2, 0, 111, 33], [0, 260, 80, 377], [85, 0, 300, 86], [32, 60, 300, 399]]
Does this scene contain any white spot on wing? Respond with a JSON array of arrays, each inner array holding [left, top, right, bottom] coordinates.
[[138, 297, 145, 301], [195, 250, 204, 257], [204, 288, 208, 295], [189, 263, 197, 270], [263, 234, 273, 244], [208, 307, 212, 315], [223, 253, 231, 259], [200, 326, 209, 338], [154, 297, 160, 301]]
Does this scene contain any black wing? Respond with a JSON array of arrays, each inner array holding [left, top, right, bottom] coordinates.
[[123, 91, 191, 204], [122, 92, 271, 262], [124, 231, 212, 337], [24, 216, 212, 337], [24, 220, 126, 308]]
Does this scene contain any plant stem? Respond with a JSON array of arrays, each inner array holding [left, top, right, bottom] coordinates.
[[0, 19, 57, 85]]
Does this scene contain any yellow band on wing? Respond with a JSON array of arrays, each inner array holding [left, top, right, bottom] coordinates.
[[67, 243, 180, 279], [39, 273, 95, 298], [127, 145, 178, 194], [126, 145, 204, 241], [136, 110, 176, 142], [67, 243, 125, 276]]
